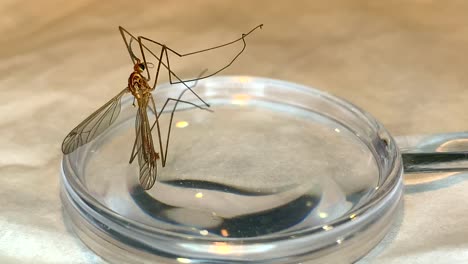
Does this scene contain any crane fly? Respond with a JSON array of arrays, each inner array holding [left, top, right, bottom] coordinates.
[[62, 25, 263, 190]]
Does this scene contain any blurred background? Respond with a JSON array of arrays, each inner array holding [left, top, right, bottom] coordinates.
[[1, 0, 468, 263]]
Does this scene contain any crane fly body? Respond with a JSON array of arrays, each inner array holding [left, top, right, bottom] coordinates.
[[128, 59, 161, 188], [62, 25, 263, 190]]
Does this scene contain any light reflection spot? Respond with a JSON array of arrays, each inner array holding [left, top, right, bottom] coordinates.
[[237, 76, 252, 83], [177, 257, 192, 263], [176, 121, 189, 128], [319, 212, 328, 218], [210, 242, 233, 254], [231, 94, 251, 105], [199, 230, 209, 236]]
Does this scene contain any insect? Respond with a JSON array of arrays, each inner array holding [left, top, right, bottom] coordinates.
[[62, 25, 263, 190]]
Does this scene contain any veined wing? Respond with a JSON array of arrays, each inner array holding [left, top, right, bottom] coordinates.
[[135, 102, 159, 190], [62, 88, 129, 154]]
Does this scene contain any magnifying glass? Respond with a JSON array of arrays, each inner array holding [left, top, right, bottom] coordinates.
[[61, 76, 468, 263]]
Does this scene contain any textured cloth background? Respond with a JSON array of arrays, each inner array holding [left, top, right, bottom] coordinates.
[[1, 0, 468, 263]]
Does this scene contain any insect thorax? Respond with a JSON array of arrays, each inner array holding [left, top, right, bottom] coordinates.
[[128, 72, 151, 99]]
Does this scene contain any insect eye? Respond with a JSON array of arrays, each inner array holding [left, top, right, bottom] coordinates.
[[139, 64, 145, 71]]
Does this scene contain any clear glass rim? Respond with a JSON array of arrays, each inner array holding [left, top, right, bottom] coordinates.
[[61, 75, 404, 244]]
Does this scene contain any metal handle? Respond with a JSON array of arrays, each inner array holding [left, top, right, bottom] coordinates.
[[395, 132, 468, 173]]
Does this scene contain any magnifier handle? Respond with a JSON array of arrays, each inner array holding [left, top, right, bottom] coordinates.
[[396, 132, 468, 173], [402, 152, 468, 173]]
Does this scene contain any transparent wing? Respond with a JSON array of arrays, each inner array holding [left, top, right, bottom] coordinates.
[[62, 88, 129, 154], [135, 103, 159, 190]]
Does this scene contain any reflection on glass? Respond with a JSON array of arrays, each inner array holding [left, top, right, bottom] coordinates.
[[221, 229, 229, 237], [210, 242, 233, 255], [231, 94, 251, 105], [319, 212, 328, 218], [176, 257, 192, 263], [176, 121, 189, 128], [236, 76, 252, 83]]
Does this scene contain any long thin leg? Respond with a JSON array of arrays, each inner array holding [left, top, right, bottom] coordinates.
[[119, 26, 138, 65], [161, 101, 177, 167], [138, 36, 165, 83], [141, 24, 262, 57], [129, 123, 140, 164], [133, 37, 210, 108], [128, 33, 209, 113], [160, 61, 211, 107], [120, 25, 262, 108], [120, 26, 167, 84], [149, 94, 165, 166], [129, 97, 210, 164], [156, 97, 211, 120], [153, 69, 210, 165], [151, 98, 213, 167], [155, 68, 207, 121], [161, 94, 192, 167], [138, 24, 262, 86], [162, 30, 250, 85], [120, 26, 154, 83]]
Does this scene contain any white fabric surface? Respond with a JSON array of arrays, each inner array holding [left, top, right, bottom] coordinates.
[[1, 1, 468, 263]]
